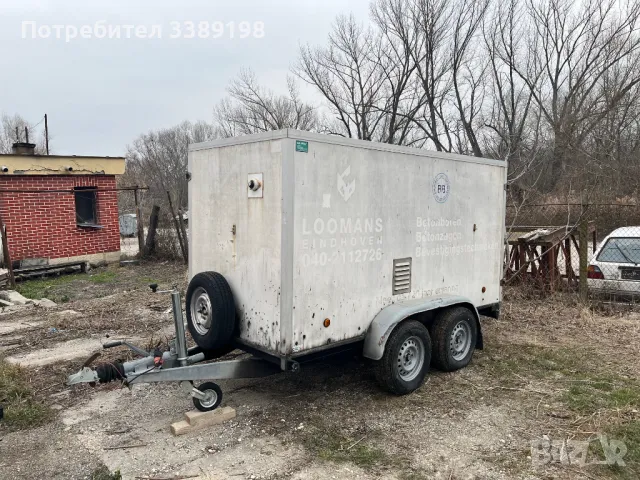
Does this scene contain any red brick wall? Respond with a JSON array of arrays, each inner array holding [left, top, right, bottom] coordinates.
[[0, 175, 120, 263]]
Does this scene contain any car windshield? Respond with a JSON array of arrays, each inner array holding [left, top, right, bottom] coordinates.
[[597, 237, 640, 264]]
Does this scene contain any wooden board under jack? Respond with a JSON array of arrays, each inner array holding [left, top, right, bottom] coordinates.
[[170, 406, 236, 436]]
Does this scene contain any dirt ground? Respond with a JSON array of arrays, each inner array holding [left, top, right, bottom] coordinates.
[[0, 262, 638, 480]]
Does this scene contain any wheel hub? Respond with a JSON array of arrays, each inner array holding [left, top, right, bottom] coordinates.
[[396, 336, 425, 381], [200, 388, 218, 408], [449, 321, 472, 361], [190, 287, 213, 335]]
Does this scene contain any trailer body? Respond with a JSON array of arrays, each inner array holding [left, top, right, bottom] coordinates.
[[188, 130, 506, 361]]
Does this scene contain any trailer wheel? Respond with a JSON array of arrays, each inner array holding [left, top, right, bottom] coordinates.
[[374, 320, 431, 395], [186, 272, 236, 351], [430, 307, 477, 372], [193, 382, 223, 412]]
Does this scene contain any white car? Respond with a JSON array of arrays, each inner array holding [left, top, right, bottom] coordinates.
[[588, 226, 640, 295]]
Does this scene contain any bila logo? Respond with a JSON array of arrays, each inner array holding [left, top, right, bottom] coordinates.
[[337, 166, 356, 202], [433, 173, 450, 203]]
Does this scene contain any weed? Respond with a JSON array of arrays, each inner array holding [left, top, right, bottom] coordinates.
[[90, 465, 122, 480], [301, 425, 393, 469], [586, 422, 640, 479], [16, 274, 77, 300], [610, 421, 640, 466], [0, 358, 53, 430], [399, 472, 432, 480], [88, 271, 117, 284], [564, 383, 640, 413]]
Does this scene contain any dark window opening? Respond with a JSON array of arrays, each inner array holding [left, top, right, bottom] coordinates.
[[74, 187, 98, 226]]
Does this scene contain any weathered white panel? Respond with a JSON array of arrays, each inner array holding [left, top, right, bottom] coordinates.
[[290, 140, 505, 353], [188, 140, 283, 351]]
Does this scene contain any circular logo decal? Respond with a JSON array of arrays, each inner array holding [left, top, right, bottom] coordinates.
[[433, 173, 450, 203]]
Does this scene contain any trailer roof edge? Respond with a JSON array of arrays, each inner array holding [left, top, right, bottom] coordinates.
[[188, 130, 289, 151], [189, 129, 507, 168]]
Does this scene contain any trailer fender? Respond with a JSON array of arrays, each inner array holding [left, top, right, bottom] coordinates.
[[363, 295, 482, 361]]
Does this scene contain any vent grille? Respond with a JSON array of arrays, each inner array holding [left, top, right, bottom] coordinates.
[[392, 258, 412, 295]]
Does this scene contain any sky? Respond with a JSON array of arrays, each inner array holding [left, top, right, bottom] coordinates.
[[0, 0, 371, 156]]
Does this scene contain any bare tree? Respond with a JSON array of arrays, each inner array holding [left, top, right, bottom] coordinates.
[[408, 0, 457, 151], [369, 0, 426, 145], [483, 0, 536, 159], [513, 0, 640, 191], [0, 113, 47, 154], [450, 0, 490, 157], [213, 69, 318, 137], [296, 15, 389, 140], [123, 0, 640, 212], [482, 0, 547, 199], [124, 120, 216, 211]]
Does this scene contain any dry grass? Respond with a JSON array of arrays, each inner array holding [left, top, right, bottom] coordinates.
[[3, 266, 639, 478], [487, 287, 640, 478], [281, 288, 640, 478], [0, 357, 54, 430]]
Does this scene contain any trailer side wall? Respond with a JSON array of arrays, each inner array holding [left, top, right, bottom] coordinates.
[[289, 138, 505, 354]]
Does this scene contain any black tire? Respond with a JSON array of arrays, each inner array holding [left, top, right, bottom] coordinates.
[[186, 272, 236, 351], [374, 320, 432, 395], [193, 382, 222, 412], [430, 307, 477, 372]]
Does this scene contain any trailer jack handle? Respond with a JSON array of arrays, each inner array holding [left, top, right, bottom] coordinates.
[[102, 340, 150, 357]]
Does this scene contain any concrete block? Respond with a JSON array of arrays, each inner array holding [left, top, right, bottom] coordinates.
[[170, 420, 191, 436], [21, 258, 48, 267], [0, 290, 29, 305], [34, 298, 57, 308]]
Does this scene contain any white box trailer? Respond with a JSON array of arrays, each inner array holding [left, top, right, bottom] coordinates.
[[186, 130, 506, 393], [68, 130, 507, 407]]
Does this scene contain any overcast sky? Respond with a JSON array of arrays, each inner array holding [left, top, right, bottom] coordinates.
[[0, 0, 371, 156]]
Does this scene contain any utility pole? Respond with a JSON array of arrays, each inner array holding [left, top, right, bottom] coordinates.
[[44, 114, 49, 154]]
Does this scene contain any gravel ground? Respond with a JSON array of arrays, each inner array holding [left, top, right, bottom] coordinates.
[[1, 264, 638, 480]]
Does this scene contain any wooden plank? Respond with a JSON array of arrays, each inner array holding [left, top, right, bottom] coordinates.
[[134, 187, 145, 256], [144, 205, 160, 255], [528, 246, 538, 276], [171, 407, 236, 436], [14, 262, 85, 275], [0, 223, 15, 288], [518, 244, 525, 271], [564, 238, 572, 281], [548, 244, 556, 292], [184, 406, 236, 428]]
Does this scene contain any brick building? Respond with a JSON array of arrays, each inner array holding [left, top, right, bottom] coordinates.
[[0, 142, 125, 268]]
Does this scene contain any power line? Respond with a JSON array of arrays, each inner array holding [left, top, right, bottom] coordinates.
[[30, 116, 45, 129]]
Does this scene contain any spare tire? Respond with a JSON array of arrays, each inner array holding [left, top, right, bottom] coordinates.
[[186, 271, 236, 350]]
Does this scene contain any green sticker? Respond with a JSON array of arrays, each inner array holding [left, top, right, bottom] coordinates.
[[295, 140, 308, 153]]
